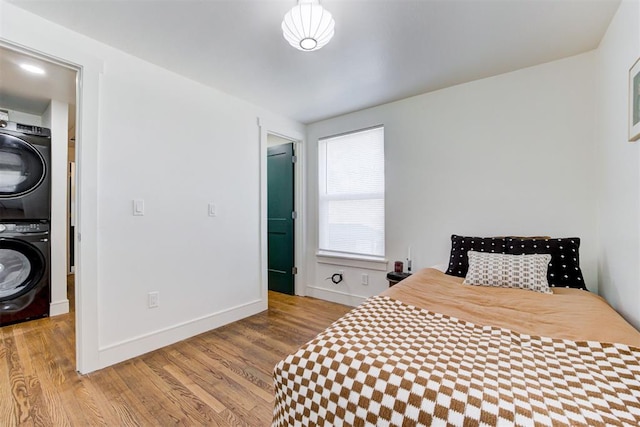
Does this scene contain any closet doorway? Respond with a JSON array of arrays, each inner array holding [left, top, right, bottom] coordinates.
[[0, 41, 80, 357], [267, 136, 296, 295], [262, 128, 305, 300]]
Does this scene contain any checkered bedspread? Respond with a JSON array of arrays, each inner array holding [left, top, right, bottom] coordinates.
[[273, 296, 640, 426]]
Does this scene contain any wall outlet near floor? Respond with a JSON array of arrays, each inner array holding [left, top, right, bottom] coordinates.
[[361, 273, 369, 285], [148, 291, 159, 308]]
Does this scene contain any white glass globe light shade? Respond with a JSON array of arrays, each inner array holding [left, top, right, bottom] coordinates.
[[282, 0, 335, 52]]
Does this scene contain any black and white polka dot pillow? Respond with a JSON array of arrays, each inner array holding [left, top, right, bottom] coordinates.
[[445, 235, 507, 278], [505, 237, 587, 290], [463, 251, 553, 294]]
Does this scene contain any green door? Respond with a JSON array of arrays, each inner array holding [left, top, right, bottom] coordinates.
[[267, 143, 295, 295]]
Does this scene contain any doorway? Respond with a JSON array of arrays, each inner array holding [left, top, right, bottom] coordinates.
[[267, 138, 295, 295], [0, 41, 79, 355], [262, 129, 305, 298]]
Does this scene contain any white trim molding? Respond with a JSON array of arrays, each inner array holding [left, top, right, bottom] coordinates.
[[306, 286, 367, 307], [49, 299, 70, 316], [316, 252, 389, 271], [97, 299, 266, 370], [258, 117, 307, 297]]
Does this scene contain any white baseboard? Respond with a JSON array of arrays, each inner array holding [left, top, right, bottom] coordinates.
[[50, 299, 70, 316], [97, 298, 267, 370], [306, 286, 368, 307]]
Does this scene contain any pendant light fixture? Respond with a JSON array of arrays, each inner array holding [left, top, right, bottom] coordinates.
[[282, 0, 335, 52]]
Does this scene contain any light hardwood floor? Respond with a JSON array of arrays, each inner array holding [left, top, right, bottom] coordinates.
[[0, 277, 351, 426]]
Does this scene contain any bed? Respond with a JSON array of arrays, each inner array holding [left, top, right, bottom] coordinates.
[[273, 236, 640, 426]]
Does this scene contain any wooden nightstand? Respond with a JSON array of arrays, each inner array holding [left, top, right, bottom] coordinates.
[[386, 272, 412, 287]]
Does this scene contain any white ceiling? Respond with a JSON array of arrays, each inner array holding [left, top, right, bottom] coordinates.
[[0, 45, 76, 116], [5, 0, 620, 124]]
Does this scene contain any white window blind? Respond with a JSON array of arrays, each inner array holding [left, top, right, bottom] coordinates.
[[318, 126, 385, 257]]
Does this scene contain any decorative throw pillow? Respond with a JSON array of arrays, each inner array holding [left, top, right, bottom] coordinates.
[[445, 235, 507, 278], [463, 251, 553, 294], [505, 237, 587, 290]]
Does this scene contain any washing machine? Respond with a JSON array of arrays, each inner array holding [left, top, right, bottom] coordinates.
[[0, 221, 50, 326], [0, 120, 51, 221]]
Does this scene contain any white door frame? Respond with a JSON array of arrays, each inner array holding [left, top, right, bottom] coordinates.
[[0, 37, 104, 374], [258, 118, 306, 298]]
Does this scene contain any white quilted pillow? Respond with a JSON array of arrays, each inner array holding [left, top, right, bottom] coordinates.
[[463, 251, 553, 294]]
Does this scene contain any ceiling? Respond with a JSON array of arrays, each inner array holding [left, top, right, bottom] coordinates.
[[5, 0, 621, 124], [0, 45, 76, 116]]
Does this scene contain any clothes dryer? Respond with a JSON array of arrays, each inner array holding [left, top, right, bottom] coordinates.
[[0, 121, 51, 221], [0, 221, 50, 326]]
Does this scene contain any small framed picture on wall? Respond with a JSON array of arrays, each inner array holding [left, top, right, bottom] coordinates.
[[629, 57, 640, 142]]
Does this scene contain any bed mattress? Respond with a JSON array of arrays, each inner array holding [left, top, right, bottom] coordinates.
[[273, 268, 640, 426]]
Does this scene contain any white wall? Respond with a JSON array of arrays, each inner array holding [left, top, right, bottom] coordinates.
[[595, 0, 640, 329], [0, 1, 304, 372], [306, 53, 598, 306], [42, 99, 70, 316]]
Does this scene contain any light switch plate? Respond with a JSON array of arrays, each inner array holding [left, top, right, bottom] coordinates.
[[133, 199, 145, 216], [208, 203, 216, 217], [148, 291, 159, 308]]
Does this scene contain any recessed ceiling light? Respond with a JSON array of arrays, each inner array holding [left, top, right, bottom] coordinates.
[[20, 63, 46, 75]]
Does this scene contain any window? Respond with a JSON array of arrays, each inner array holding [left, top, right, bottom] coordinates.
[[318, 126, 385, 258]]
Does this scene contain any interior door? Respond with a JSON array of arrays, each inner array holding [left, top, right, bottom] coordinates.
[[267, 143, 295, 295]]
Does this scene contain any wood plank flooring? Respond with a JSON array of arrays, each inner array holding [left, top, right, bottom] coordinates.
[[0, 278, 352, 426]]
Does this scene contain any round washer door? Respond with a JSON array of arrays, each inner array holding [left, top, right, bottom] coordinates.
[[0, 238, 45, 301], [0, 133, 46, 198]]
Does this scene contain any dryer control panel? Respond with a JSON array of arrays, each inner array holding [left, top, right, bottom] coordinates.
[[0, 121, 51, 138], [0, 223, 49, 233]]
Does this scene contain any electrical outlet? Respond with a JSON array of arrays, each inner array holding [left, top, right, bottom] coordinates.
[[148, 291, 159, 308], [361, 273, 369, 285]]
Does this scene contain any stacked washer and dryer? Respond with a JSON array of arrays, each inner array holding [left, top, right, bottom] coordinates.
[[0, 120, 52, 326]]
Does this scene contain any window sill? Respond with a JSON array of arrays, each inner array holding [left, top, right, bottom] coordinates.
[[316, 251, 389, 271]]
